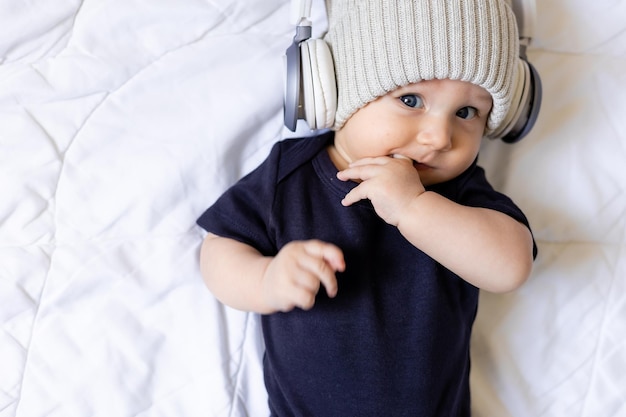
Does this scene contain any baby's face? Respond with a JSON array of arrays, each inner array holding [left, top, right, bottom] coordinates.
[[333, 79, 492, 186]]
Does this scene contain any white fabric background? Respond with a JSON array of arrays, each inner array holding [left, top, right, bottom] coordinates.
[[1, 0, 625, 416]]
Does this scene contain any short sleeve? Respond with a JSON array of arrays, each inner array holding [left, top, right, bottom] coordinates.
[[436, 163, 538, 259], [196, 143, 281, 256]]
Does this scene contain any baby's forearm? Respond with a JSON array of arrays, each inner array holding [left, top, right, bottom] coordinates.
[[200, 233, 273, 314], [397, 191, 534, 293], [200, 234, 344, 314]]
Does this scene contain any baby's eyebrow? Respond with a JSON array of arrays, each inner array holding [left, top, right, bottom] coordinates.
[[470, 94, 493, 108], [396, 85, 421, 94]]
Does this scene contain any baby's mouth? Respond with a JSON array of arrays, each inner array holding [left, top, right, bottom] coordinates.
[[414, 161, 431, 171], [391, 154, 431, 171], [391, 154, 412, 162], [391, 154, 439, 174]]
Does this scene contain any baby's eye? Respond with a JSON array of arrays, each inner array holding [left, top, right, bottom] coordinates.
[[456, 107, 478, 120], [399, 94, 424, 109]]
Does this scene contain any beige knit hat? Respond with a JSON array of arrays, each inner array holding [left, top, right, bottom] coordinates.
[[323, 0, 521, 135]]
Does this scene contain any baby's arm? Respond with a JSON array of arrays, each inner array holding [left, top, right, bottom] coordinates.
[[337, 157, 533, 293], [200, 233, 345, 314], [395, 192, 533, 292]]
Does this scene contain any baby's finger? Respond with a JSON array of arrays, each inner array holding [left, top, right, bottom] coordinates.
[[337, 159, 389, 183], [337, 166, 370, 183], [349, 156, 391, 167], [292, 286, 318, 311], [296, 255, 337, 298], [302, 241, 344, 297], [340, 183, 369, 207], [303, 240, 346, 272], [274, 284, 317, 312]]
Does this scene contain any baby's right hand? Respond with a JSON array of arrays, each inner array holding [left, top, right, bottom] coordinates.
[[261, 240, 345, 313]]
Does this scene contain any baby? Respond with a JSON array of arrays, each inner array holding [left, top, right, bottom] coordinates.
[[198, 0, 537, 415]]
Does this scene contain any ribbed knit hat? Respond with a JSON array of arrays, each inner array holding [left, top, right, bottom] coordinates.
[[323, 0, 521, 135]]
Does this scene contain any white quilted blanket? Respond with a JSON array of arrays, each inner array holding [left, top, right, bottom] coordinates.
[[1, 0, 625, 416]]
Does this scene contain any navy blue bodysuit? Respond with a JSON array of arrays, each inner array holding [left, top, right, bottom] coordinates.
[[197, 132, 535, 416]]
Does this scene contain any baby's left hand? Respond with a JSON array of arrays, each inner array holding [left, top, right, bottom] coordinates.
[[336, 155, 426, 226]]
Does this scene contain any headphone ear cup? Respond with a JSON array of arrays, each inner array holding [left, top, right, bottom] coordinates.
[[300, 40, 317, 129], [301, 39, 337, 130], [505, 60, 542, 143], [492, 60, 527, 141], [495, 59, 543, 143]]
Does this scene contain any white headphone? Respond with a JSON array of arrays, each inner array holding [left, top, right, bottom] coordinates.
[[284, 0, 542, 143], [283, 0, 336, 133]]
